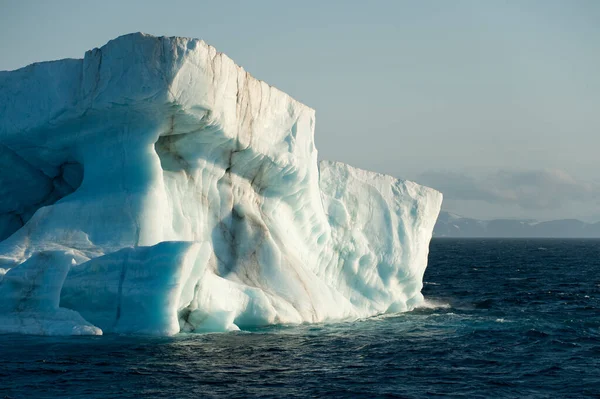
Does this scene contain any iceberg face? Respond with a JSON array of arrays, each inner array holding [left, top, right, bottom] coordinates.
[[61, 241, 201, 335], [0, 33, 442, 335], [0, 251, 101, 335]]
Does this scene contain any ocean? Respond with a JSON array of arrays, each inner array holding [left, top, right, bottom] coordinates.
[[1, 239, 599, 398]]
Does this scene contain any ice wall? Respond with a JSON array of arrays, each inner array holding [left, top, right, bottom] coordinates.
[[0, 33, 442, 335]]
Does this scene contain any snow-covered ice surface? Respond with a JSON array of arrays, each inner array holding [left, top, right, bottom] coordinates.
[[0, 33, 442, 335]]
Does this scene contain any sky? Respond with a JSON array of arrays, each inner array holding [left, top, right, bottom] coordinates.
[[1, 0, 599, 222]]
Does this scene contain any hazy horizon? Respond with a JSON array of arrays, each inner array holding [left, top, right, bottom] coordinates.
[[1, 0, 598, 222]]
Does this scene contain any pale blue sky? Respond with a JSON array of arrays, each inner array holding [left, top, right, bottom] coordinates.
[[1, 0, 599, 221]]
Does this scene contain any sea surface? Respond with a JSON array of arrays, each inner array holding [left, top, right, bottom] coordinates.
[[1, 239, 599, 398]]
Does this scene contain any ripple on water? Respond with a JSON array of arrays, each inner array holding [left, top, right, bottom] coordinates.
[[1, 239, 599, 398]]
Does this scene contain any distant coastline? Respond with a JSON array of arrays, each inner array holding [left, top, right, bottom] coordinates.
[[434, 211, 600, 238]]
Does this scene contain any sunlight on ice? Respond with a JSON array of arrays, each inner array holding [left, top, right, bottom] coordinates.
[[0, 33, 442, 335]]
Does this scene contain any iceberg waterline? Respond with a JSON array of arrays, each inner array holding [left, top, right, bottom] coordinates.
[[0, 33, 442, 335]]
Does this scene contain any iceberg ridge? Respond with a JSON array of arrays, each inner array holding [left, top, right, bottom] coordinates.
[[0, 33, 442, 335]]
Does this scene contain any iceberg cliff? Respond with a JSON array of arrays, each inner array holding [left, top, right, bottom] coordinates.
[[0, 33, 442, 335]]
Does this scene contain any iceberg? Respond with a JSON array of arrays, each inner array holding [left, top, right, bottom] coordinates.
[[0, 33, 442, 335]]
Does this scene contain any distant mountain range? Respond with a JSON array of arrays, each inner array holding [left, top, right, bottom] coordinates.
[[434, 212, 600, 238]]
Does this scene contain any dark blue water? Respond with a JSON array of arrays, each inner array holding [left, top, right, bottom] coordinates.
[[1, 239, 599, 398]]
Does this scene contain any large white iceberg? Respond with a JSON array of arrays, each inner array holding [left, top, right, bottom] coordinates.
[[0, 33, 442, 335]]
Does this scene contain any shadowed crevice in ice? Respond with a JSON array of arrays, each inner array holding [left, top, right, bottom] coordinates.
[[0, 143, 84, 241]]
